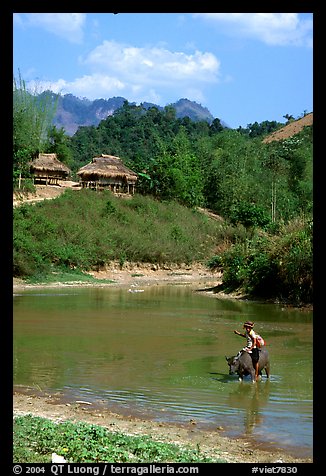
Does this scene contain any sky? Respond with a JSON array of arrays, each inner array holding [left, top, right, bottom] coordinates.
[[13, 12, 313, 129]]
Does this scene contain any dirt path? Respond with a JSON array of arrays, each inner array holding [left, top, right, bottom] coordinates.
[[13, 181, 80, 207]]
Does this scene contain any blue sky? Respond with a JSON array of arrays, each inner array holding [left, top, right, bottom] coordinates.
[[13, 13, 313, 129]]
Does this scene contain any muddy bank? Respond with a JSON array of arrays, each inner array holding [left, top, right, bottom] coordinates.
[[13, 390, 312, 464], [13, 262, 312, 311], [13, 263, 222, 292]]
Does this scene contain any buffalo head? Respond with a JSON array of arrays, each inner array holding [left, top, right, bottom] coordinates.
[[225, 355, 239, 375]]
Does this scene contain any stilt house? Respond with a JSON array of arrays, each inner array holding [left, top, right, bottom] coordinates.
[[77, 154, 138, 194], [30, 153, 71, 185]]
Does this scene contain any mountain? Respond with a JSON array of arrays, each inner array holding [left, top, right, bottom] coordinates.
[[44, 92, 216, 136], [171, 98, 214, 123], [52, 94, 127, 136]]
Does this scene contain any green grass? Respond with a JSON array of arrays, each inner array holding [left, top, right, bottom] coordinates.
[[13, 415, 227, 463], [24, 267, 114, 285], [13, 189, 225, 278]]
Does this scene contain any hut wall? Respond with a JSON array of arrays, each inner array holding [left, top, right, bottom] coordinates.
[[80, 175, 136, 194], [33, 170, 68, 185]]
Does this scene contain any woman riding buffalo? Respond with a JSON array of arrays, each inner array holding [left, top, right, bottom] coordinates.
[[233, 321, 259, 382]]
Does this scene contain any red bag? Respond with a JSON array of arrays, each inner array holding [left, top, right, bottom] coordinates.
[[256, 333, 266, 348]]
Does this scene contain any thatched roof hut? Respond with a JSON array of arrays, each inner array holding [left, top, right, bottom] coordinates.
[[77, 154, 138, 194], [30, 153, 71, 185]]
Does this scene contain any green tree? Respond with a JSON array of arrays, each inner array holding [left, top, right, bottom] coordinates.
[[45, 126, 74, 170], [283, 113, 295, 123], [209, 117, 224, 134], [245, 120, 282, 138], [13, 73, 58, 188], [150, 146, 204, 207], [262, 144, 293, 222], [204, 131, 264, 215]]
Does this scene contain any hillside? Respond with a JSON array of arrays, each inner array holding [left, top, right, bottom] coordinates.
[[42, 92, 216, 136], [263, 112, 313, 143], [13, 190, 225, 278]]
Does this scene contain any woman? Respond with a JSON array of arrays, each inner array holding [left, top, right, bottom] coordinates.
[[234, 321, 260, 382]]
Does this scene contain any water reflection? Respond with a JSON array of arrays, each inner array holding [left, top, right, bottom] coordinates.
[[228, 380, 271, 435]]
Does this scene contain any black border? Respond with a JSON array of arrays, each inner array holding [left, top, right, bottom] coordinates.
[[6, 4, 320, 473]]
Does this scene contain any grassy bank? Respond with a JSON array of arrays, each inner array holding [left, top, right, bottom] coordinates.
[[13, 415, 226, 463], [22, 268, 115, 285], [13, 189, 226, 277], [13, 189, 312, 303]]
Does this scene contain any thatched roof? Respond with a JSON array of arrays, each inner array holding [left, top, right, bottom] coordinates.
[[77, 154, 138, 182], [30, 153, 71, 174]]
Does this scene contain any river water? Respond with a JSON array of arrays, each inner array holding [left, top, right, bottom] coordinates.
[[13, 285, 313, 457]]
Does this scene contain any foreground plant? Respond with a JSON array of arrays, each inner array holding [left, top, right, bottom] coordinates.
[[13, 415, 226, 463]]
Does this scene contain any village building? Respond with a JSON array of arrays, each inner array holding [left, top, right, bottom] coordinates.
[[77, 154, 138, 195], [30, 153, 71, 185]]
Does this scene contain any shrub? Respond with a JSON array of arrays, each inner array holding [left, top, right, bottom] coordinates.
[[230, 203, 271, 229], [206, 255, 223, 270], [246, 250, 279, 296], [214, 218, 312, 303], [221, 244, 248, 289], [270, 223, 313, 302]]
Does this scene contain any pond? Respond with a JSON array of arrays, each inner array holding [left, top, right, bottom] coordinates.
[[13, 285, 313, 458]]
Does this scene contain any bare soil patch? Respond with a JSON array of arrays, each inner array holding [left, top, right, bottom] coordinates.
[[13, 181, 80, 207], [263, 113, 313, 144]]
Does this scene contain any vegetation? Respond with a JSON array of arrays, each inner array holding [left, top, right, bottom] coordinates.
[[14, 415, 225, 463], [23, 268, 114, 286], [207, 218, 312, 304], [13, 73, 58, 191], [13, 190, 312, 303], [13, 75, 313, 304], [13, 190, 225, 277], [68, 102, 312, 221]]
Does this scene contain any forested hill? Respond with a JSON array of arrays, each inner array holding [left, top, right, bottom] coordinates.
[[41, 91, 215, 136]]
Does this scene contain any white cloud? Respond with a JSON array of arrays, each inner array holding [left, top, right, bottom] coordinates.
[[26, 38, 221, 106], [26, 78, 69, 95], [27, 74, 126, 99], [81, 40, 220, 85], [19, 13, 86, 43], [44, 40, 221, 104], [194, 13, 313, 47], [29, 75, 164, 105]]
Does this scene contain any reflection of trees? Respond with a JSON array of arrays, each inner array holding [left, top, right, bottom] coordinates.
[[228, 380, 270, 435]]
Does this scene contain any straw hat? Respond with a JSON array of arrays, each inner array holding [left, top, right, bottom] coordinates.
[[243, 321, 254, 328]]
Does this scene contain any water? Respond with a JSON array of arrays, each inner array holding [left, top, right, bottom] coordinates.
[[13, 285, 313, 457]]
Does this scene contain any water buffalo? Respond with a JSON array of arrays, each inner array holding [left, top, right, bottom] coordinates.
[[225, 348, 270, 382]]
